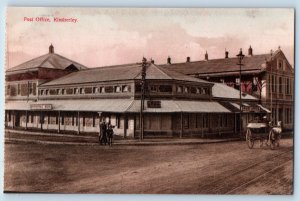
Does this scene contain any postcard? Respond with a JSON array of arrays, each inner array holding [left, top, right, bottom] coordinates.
[[4, 7, 294, 194]]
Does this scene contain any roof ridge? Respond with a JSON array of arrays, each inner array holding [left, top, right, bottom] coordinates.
[[39, 54, 51, 67], [152, 64, 173, 79], [7, 53, 49, 71], [53, 53, 87, 69]]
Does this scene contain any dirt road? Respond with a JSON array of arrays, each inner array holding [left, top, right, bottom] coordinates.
[[4, 139, 293, 194]]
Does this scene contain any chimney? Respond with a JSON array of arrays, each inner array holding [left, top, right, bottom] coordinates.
[[167, 56, 171, 64], [248, 45, 253, 56], [186, 57, 190, 62], [49, 44, 54, 54], [225, 49, 229, 58], [205, 51, 208, 61]]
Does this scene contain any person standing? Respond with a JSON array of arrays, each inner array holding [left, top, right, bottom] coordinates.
[[99, 121, 107, 145], [107, 124, 114, 146]]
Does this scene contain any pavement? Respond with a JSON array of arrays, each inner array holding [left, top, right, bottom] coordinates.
[[5, 129, 241, 146]]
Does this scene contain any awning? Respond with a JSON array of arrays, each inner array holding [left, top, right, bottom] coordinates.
[[229, 102, 271, 113], [126, 100, 231, 113], [258, 104, 271, 113], [5, 99, 231, 113], [5, 99, 135, 113]]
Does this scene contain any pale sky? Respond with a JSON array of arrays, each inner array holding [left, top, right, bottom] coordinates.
[[6, 7, 294, 68]]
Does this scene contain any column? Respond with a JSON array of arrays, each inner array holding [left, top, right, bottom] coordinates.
[[25, 110, 28, 130], [58, 111, 61, 133], [180, 112, 183, 138], [77, 111, 80, 135]]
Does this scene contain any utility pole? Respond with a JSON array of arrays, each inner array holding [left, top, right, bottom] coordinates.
[[236, 48, 245, 137], [140, 57, 147, 141]]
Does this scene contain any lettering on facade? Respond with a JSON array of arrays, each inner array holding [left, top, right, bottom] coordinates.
[[242, 105, 261, 113], [147, 100, 161, 108], [30, 104, 53, 110]]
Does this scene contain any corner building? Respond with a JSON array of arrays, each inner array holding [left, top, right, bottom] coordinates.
[[5, 45, 270, 138]]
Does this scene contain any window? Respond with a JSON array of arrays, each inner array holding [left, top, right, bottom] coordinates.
[[220, 79, 224, 83], [285, 108, 290, 124], [104, 86, 114, 93], [115, 86, 121, 93], [17, 84, 21, 95], [92, 87, 98, 93], [79, 88, 84, 94], [235, 78, 240, 85], [177, 86, 183, 93], [74, 88, 79, 94], [271, 75, 276, 93], [45, 90, 49, 95], [286, 78, 291, 95], [40, 90, 44, 95], [159, 85, 172, 93], [56, 89, 60, 95], [99, 87, 105, 93], [184, 86, 189, 93], [150, 85, 157, 92], [61, 89, 65, 95], [279, 77, 283, 94], [122, 85, 129, 92], [278, 60, 283, 70], [28, 83, 33, 95], [190, 87, 197, 94]]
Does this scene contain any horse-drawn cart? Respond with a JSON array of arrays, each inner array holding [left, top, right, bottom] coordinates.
[[246, 120, 282, 150]]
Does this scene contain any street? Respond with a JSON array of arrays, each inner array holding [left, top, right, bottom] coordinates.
[[4, 138, 293, 194]]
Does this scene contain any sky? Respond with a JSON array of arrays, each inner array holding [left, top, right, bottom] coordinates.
[[6, 7, 294, 68]]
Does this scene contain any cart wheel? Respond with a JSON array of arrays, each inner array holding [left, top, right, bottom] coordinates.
[[246, 129, 254, 149]]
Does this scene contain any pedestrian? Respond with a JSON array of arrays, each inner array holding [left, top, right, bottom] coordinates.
[[99, 121, 107, 145], [107, 124, 114, 146]]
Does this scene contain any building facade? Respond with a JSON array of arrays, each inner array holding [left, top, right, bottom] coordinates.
[[5, 45, 271, 138], [162, 46, 294, 130]]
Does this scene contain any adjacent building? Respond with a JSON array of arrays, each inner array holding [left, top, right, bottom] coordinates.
[[162, 46, 294, 130]]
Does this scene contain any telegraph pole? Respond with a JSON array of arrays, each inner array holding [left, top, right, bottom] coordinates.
[[236, 49, 245, 137], [140, 57, 147, 141]]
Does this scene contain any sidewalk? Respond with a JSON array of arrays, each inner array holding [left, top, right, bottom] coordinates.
[[5, 128, 241, 146]]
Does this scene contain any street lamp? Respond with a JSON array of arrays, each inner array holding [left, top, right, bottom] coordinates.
[[236, 48, 245, 137], [140, 57, 147, 141]]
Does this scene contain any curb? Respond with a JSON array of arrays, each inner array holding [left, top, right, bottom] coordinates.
[[5, 137, 241, 147]]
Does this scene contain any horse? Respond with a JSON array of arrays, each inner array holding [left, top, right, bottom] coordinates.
[[268, 121, 282, 149]]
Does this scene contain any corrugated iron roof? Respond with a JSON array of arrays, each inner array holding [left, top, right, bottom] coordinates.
[[7, 53, 88, 72], [212, 83, 257, 100], [41, 63, 211, 86], [5, 99, 231, 113], [160, 52, 277, 75]]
